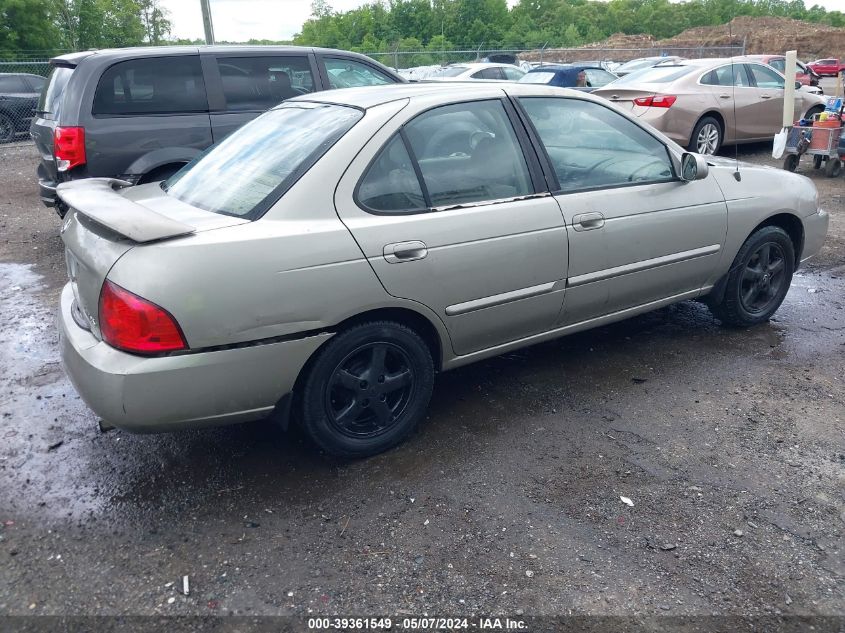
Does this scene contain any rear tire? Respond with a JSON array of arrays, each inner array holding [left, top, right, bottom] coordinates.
[[783, 154, 799, 172], [298, 321, 435, 458], [813, 155, 823, 170], [708, 226, 795, 327], [688, 116, 722, 155]]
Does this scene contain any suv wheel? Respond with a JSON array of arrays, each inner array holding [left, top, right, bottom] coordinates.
[[708, 226, 795, 327], [298, 321, 435, 457]]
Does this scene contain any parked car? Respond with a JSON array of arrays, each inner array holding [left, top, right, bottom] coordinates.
[[744, 54, 822, 93], [57, 82, 828, 457], [0, 73, 44, 143], [614, 56, 684, 77], [31, 45, 404, 217], [593, 58, 827, 155], [427, 62, 525, 81], [807, 58, 845, 76], [518, 64, 617, 92]]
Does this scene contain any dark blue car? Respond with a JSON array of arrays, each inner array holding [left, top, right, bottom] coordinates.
[[517, 64, 618, 92]]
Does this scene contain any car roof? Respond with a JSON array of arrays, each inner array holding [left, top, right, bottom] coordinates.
[[287, 81, 587, 109], [50, 44, 382, 66], [528, 64, 604, 72]]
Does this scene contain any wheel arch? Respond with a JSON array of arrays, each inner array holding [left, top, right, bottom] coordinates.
[[690, 111, 726, 147], [707, 212, 804, 306]]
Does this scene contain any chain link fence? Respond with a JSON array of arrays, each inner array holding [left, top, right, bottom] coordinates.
[[0, 61, 50, 144], [0, 44, 744, 144]]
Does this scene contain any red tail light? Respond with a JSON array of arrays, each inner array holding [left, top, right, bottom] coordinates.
[[633, 95, 677, 108], [99, 281, 187, 354], [54, 126, 86, 172]]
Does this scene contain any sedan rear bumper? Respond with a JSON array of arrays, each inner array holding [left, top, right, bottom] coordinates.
[[58, 283, 331, 432]]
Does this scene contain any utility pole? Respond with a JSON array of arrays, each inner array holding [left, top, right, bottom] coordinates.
[[200, 0, 215, 45]]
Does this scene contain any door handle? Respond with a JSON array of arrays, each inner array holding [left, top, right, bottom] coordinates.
[[383, 240, 427, 264], [719, 94, 731, 99], [760, 94, 772, 99], [572, 212, 605, 232]]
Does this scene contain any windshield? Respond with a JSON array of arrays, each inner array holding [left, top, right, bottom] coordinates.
[[37, 66, 73, 118], [433, 66, 469, 77], [519, 72, 555, 84], [163, 102, 362, 218], [613, 64, 694, 84]]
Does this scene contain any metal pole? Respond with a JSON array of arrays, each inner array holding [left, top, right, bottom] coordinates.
[[200, 0, 215, 45]]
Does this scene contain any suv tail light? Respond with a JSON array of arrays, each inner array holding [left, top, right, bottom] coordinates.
[[99, 281, 187, 354], [54, 126, 86, 172], [633, 95, 677, 108]]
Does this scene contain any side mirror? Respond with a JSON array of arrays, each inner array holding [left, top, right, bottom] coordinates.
[[680, 152, 709, 182]]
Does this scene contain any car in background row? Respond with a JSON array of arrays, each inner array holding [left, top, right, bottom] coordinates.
[[427, 62, 525, 81], [518, 64, 617, 92], [56, 82, 828, 457], [807, 58, 845, 76], [593, 58, 826, 155], [30, 45, 404, 216], [744, 54, 821, 93], [0, 73, 44, 143], [613, 56, 685, 77]]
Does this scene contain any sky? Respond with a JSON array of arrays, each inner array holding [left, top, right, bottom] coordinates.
[[160, 0, 845, 43]]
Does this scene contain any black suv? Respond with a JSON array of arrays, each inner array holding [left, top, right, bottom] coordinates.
[[31, 46, 404, 216], [0, 73, 45, 143]]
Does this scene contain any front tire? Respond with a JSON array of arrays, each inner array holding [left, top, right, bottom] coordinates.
[[298, 321, 434, 458], [708, 226, 795, 327], [689, 116, 722, 155]]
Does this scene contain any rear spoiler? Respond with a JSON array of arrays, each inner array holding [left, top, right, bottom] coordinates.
[[57, 179, 195, 243]]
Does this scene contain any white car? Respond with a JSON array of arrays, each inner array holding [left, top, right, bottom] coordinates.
[[428, 62, 525, 82]]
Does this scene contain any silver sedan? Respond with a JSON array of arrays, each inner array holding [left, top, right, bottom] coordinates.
[[58, 83, 828, 457]]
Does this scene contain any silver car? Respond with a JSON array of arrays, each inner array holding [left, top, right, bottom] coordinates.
[[58, 83, 829, 457]]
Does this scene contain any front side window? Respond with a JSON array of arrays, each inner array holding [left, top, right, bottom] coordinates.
[[216, 56, 314, 111], [748, 64, 784, 89], [519, 97, 673, 192], [93, 56, 207, 115], [324, 58, 394, 89], [768, 58, 786, 74], [164, 102, 361, 218]]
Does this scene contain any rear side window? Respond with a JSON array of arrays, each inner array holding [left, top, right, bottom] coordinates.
[[216, 56, 314, 111], [93, 56, 207, 116], [473, 67, 505, 80], [701, 64, 749, 87], [38, 66, 73, 118], [357, 135, 426, 213]]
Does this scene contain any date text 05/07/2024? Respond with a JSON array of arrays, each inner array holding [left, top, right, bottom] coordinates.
[[306, 617, 529, 630]]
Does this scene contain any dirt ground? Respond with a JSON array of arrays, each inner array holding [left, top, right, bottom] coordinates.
[[0, 139, 843, 629]]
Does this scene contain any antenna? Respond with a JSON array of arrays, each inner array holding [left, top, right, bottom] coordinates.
[[729, 19, 741, 181]]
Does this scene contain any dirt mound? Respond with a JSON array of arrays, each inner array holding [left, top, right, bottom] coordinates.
[[519, 17, 845, 63]]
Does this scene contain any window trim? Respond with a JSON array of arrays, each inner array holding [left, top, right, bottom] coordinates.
[[353, 97, 548, 216], [90, 54, 209, 118], [511, 95, 679, 196]]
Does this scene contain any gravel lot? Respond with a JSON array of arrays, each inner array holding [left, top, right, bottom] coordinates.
[[0, 141, 843, 626]]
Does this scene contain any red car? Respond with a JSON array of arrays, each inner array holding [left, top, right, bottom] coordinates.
[[808, 58, 845, 76], [744, 55, 821, 89]]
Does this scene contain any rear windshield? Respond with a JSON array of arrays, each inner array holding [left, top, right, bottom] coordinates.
[[163, 102, 362, 219], [433, 66, 469, 77], [37, 66, 73, 118], [613, 65, 694, 85], [519, 72, 555, 84], [616, 58, 659, 73]]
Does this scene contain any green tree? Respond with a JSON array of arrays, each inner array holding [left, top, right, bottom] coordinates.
[[139, 0, 170, 45], [0, 0, 60, 57]]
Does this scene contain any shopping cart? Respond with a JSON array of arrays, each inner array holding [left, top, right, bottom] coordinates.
[[782, 119, 842, 177]]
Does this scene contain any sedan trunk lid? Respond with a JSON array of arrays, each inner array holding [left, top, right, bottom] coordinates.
[[58, 178, 248, 340]]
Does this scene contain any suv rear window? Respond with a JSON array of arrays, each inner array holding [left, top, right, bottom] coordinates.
[[163, 102, 362, 218], [93, 56, 207, 116], [37, 66, 73, 118]]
